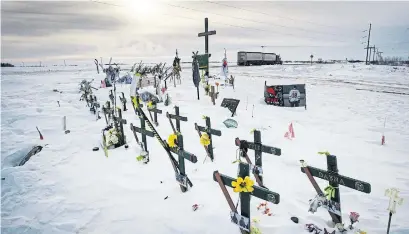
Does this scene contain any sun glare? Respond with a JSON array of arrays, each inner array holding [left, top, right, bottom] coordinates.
[[122, 0, 159, 19]]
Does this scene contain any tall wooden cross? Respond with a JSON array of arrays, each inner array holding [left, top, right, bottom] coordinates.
[[235, 130, 281, 187], [301, 154, 371, 224], [213, 162, 280, 234], [198, 17, 216, 75]]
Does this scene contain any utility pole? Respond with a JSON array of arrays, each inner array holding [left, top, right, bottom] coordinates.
[[261, 46, 265, 53], [372, 45, 376, 63], [365, 23, 372, 65]]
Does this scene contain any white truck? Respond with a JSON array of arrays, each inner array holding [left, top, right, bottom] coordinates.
[[237, 51, 282, 66]]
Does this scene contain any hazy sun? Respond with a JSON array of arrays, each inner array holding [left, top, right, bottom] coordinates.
[[122, 0, 159, 19]]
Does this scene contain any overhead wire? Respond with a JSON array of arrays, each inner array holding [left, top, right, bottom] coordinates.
[[203, 0, 362, 33], [162, 2, 355, 43]]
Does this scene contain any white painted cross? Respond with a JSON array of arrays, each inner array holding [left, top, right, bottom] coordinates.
[[385, 188, 403, 214]]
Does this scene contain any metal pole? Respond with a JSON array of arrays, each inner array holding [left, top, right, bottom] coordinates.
[[387, 212, 392, 234]]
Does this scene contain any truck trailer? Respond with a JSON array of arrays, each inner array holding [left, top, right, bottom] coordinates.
[[237, 51, 282, 66]]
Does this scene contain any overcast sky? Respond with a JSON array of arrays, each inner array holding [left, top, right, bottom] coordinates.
[[1, 0, 409, 65]]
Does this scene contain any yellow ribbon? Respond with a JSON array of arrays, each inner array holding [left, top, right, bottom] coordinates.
[[324, 185, 336, 199]]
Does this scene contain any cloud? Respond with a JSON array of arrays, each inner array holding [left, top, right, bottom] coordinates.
[[1, 0, 408, 63]]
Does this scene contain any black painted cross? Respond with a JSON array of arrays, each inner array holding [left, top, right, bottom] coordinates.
[[235, 130, 281, 187], [213, 162, 280, 234], [119, 92, 127, 111], [194, 116, 221, 162], [301, 154, 371, 224], [112, 108, 127, 147], [198, 17, 216, 75]]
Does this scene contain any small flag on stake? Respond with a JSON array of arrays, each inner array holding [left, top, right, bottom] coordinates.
[[36, 126, 44, 140], [284, 122, 295, 140], [382, 116, 387, 145]]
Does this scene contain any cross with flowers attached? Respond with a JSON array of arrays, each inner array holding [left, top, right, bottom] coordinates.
[[213, 162, 280, 234]]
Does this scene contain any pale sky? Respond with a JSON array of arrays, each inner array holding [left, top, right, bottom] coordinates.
[[1, 0, 409, 65]]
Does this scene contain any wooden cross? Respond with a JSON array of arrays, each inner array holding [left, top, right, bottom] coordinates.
[[195, 116, 221, 162], [112, 108, 127, 147], [213, 162, 280, 234], [209, 86, 218, 105], [166, 106, 197, 190], [109, 90, 115, 107], [300, 154, 371, 223], [166, 106, 187, 133], [119, 92, 127, 111], [169, 133, 198, 186], [235, 130, 281, 187], [148, 107, 162, 126], [198, 17, 216, 75], [133, 95, 195, 192], [102, 101, 114, 125], [130, 116, 154, 162], [90, 95, 99, 114]]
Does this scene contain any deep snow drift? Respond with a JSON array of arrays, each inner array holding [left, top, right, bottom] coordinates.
[[1, 64, 409, 234]]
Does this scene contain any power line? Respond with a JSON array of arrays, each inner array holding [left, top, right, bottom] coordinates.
[[204, 0, 361, 32], [163, 2, 354, 42], [89, 0, 328, 42]]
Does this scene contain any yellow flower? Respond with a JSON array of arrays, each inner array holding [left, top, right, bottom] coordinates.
[[231, 176, 254, 193], [167, 134, 178, 147], [147, 101, 154, 109], [200, 133, 211, 146]]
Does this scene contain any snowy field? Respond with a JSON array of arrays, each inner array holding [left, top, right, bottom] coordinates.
[[1, 63, 409, 234]]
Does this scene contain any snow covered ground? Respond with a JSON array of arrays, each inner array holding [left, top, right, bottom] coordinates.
[[1, 63, 409, 234]]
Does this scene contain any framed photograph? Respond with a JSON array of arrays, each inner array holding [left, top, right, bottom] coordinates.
[[264, 82, 306, 108], [175, 173, 188, 188], [230, 211, 250, 232]]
